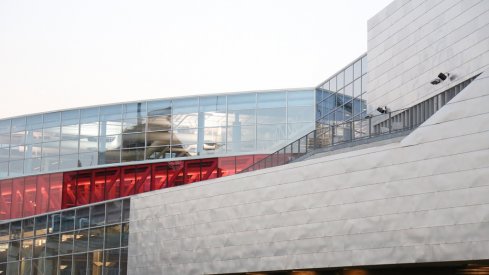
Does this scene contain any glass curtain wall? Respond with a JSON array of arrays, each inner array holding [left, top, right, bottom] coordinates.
[[0, 90, 315, 179], [0, 198, 130, 275], [316, 55, 368, 127]]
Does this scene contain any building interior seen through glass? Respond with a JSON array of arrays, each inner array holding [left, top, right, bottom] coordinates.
[[0, 198, 130, 275], [316, 55, 368, 127], [0, 90, 315, 178]]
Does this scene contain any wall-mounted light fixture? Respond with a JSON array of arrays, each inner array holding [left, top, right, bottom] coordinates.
[[431, 72, 450, 85]]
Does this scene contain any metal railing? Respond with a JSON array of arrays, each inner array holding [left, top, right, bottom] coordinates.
[[239, 108, 418, 173]]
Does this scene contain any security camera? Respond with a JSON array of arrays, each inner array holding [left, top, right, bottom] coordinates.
[[438, 72, 449, 81], [431, 72, 450, 85], [376, 106, 388, 114]]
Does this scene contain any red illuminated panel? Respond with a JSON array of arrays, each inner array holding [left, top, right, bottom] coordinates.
[[135, 165, 151, 194], [201, 158, 218, 180], [49, 173, 63, 212], [105, 168, 120, 200], [62, 172, 77, 209], [36, 175, 50, 214], [11, 178, 24, 219], [76, 172, 92, 206], [217, 157, 236, 177], [23, 176, 37, 217], [185, 160, 201, 184], [0, 179, 12, 220], [92, 169, 106, 203], [121, 166, 136, 197], [235, 155, 255, 173], [167, 161, 184, 187], [152, 163, 168, 190]]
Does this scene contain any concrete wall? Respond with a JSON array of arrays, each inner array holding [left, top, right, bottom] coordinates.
[[366, 0, 489, 110], [127, 70, 489, 274]]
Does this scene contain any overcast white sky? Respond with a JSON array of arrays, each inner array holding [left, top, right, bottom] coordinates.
[[0, 0, 392, 119]]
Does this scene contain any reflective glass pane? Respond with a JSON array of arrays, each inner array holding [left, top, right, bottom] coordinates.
[[58, 254, 72, 275], [61, 110, 80, 126], [72, 253, 88, 275], [353, 78, 361, 98], [227, 93, 256, 110], [257, 124, 286, 140], [146, 131, 170, 147], [0, 224, 9, 242], [26, 115, 43, 131], [121, 148, 145, 162], [122, 200, 130, 222], [122, 117, 146, 134], [45, 234, 59, 256], [345, 65, 353, 84], [227, 109, 255, 126], [10, 130, 26, 146], [88, 227, 104, 251], [147, 100, 171, 116], [123, 102, 147, 118], [59, 232, 74, 255], [90, 204, 105, 227], [60, 210, 75, 232], [256, 108, 286, 124], [61, 124, 79, 141], [121, 223, 129, 247], [104, 248, 120, 274], [0, 243, 7, 263], [73, 229, 88, 253], [172, 129, 198, 145], [147, 116, 171, 131], [329, 76, 337, 92], [337, 71, 344, 89], [122, 133, 145, 149], [362, 55, 367, 75], [106, 201, 122, 224], [78, 152, 98, 168], [59, 154, 78, 170], [21, 239, 33, 259], [34, 216, 47, 236], [227, 125, 255, 143], [88, 250, 103, 274], [7, 241, 20, 261], [60, 140, 78, 155], [287, 106, 315, 123], [172, 98, 198, 114], [42, 141, 60, 157], [104, 225, 121, 249], [172, 113, 198, 129], [44, 257, 58, 275], [75, 207, 90, 230], [10, 221, 22, 240], [33, 237, 46, 258], [199, 96, 226, 112], [257, 92, 286, 108], [287, 90, 314, 106], [354, 60, 362, 80], [43, 127, 61, 142], [22, 219, 35, 238], [47, 213, 61, 234], [0, 120, 10, 135], [202, 111, 226, 128]]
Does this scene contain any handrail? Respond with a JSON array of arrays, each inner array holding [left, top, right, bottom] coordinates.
[[239, 107, 416, 174]]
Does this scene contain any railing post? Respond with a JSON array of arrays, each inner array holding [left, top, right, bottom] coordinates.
[[388, 111, 392, 133], [368, 116, 372, 137]]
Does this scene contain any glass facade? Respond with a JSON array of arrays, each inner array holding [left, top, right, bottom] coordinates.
[[0, 90, 315, 179], [0, 198, 129, 275], [316, 54, 368, 127], [0, 154, 266, 221]]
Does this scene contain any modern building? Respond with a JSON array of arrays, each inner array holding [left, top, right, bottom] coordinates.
[[1, 0, 489, 274]]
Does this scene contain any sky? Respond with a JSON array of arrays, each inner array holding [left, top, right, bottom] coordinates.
[[0, 0, 392, 119]]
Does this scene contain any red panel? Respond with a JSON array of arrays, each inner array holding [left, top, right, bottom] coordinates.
[[0, 179, 12, 220], [76, 172, 91, 206], [135, 165, 151, 194], [49, 173, 62, 212], [105, 168, 120, 200], [23, 176, 37, 217], [36, 175, 50, 214], [11, 178, 25, 219], [151, 163, 168, 190], [217, 157, 236, 177], [235, 155, 255, 173], [121, 166, 136, 197], [185, 160, 201, 184], [200, 158, 218, 180], [167, 161, 184, 187], [62, 172, 77, 209], [92, 169, 106, 203]]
